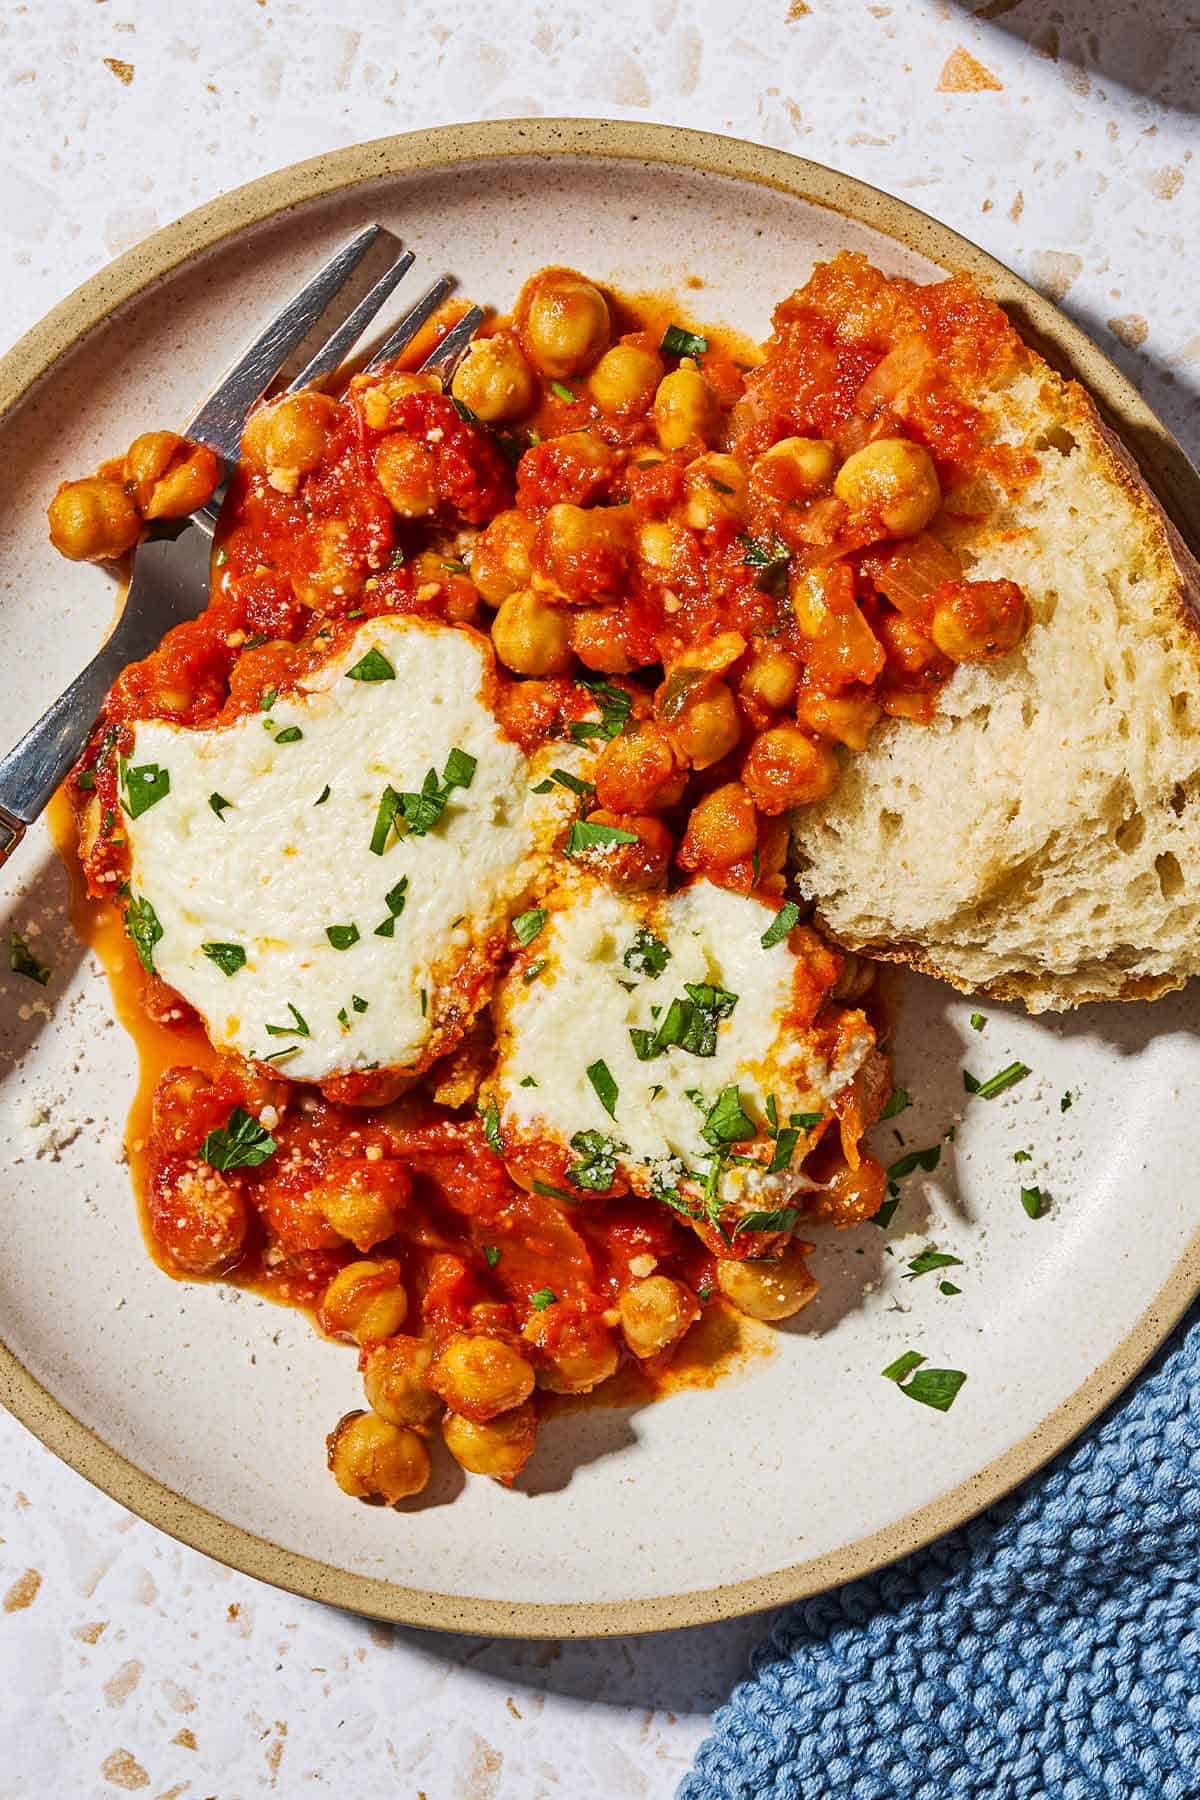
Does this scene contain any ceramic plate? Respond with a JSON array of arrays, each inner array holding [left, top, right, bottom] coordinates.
[[2, 120, 1198, 1637]]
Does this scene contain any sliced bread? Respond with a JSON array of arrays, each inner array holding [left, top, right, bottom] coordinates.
[[791, 339, 1200, 1012]]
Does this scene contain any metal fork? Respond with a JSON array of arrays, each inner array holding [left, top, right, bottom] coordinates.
[[0, 227, 484, 869]]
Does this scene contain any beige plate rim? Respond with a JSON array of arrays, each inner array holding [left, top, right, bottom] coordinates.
[[2, 117, 1198, 1639]]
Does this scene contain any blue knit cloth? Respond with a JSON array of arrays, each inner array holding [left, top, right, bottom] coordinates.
[[682, 1307, 1200, 1800]]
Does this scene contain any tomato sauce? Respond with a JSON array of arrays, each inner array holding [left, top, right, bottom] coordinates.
[[52, 253, 1028, 1501]]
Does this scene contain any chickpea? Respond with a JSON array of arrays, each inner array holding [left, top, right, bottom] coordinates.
[[123, 431, 221, 520], [535, 501, 631, 601], [757, 812, 791, 879], [374, 433, 439, 518], [318, 1258, 408, 1344], [491, 588, 574, 676], [749, 436, 836, 503], [677, 781, 758, 872], [578, 808, 673, 892], [519, 267, 611, 378], [566, 606, 635, 674], [589, 343, 663, 416], [47, 477, 140, 562], [796, 689, 882, 752], [717, 1243, 819, 1321], [242, 392, 338, 494], [637, 519, 689, 579], [929, 578, 1028, 663], [451, 333, 536, 423], [593, 721, 685, 813], [537, 1336, 620, 1395], [148, 1164, 248, 1277], [652, 365, 718, 452], [430, 1331, 536, 1423], [470, 509, 536, 605], [683, 453, 748, 530], [327, 1410, 430, 1503], [354, 368, 441, 432], [741, 724, 839, 814], [664, 678, 741, 771], [833, 437, 941, 538], [291, 517, 365, 608], [443, 1402, 537, 1481], [618, 1276, 700, 1359], [361, 1336, 442, 1428], [739, 647, 801, 713], [313, 1161, 410, 1252]]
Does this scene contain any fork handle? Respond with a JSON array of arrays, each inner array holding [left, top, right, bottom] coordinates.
[[0, 611, 146, 871]]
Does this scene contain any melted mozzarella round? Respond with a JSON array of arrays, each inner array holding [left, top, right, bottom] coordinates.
[[494, 879, 874, 1214], [126, 616, 568, 1082]]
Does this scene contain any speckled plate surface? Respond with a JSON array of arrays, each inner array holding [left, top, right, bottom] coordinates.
[[2, 119, 1198, 1638]]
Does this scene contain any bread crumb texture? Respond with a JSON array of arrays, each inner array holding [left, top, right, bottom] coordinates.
[[794, 357, 1200, 1011]]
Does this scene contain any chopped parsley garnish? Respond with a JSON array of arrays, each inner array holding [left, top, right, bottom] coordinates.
[[702, 1085, 756, 1149], [325, 923, 360, 951], [565, 819, 639, 856], [520, 1074, 538, 1087], [200, 1106, 278, 1172], [760, 901, 801, 949], [480, 1101, 502, 1155], [260, 688, 277, 711], [450, 394, 480, 424], [631, 981, 739, 1062], [533, 767, 594, 798], [523, 959, 547, 984], [586, 1058, 619, 1119], [314, 785, 331, 807], [420, 987, 427, 1015], [549, 380, 576, 403], [660, 323, 708, 358], [568, 675, 632, 746], [214, 546, 229, 566], [125, 895, 163, 973], [346, 647, 396, 683], [881, 1352, 967, 1413], [369, 785, 402, 857], [567, 1129, 625, 1191], [623, 928, 670, 979], [1060, 1090, 1074, 1113], [337, 1007, 349, 1028], [373, 875, 409, 937], [261, 1046, 300, 1065], [904, 1248, 964, 1280], [273, 726, 303, 744], [118, 757, 170, 819], [887, 1144, 942, 1181], [531, 1180, 575, 1203], [76, 770, 96, 791], [1020, 1185, 1048, 1219], [940, 1280, 962, 1296], [873, 1193, 902, 1230], [963, 1061, 1030, 1099], [395, 749, 478, 837], [880, 1087, 911, 1120], [265, 1002, 310, 1039], [732, 1206, 799, 1239], [9, 932, 50, 986], [352, 994, 368, 1013], [767, 1111, 822, 1174], [969, 1012, 986, 1031], [529, 1287, 558, 1310], [483, 1245, 501, 1269], [512, 909, 547, 947], [739, 533, 791, 595], [1013, 1149, 1032, 1164], [209, 792, 232, 819], [201, 942, 246, 978]]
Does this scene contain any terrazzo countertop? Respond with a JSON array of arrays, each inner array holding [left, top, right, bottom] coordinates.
[[1, 2, 1196, 1795]]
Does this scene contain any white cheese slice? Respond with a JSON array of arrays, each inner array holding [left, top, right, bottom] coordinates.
[[125, 616, 568, 1082], [494, 879, 874, 1215]]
